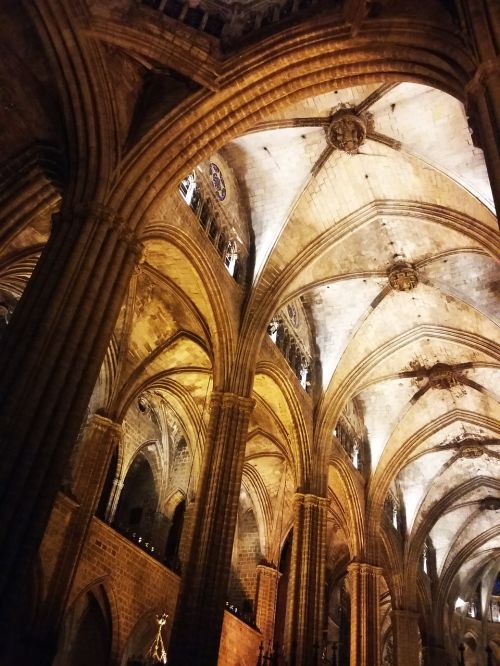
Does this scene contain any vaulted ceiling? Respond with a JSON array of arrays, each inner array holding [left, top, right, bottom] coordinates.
[[0, 0, 498, 639], [219, 81, 499, 613]]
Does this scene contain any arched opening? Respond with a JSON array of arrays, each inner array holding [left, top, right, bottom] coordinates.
[[54, 588, 111, 666], [113, 452, 159, 542], [274, 530, 293, 649], [164, 499, 186, 573], [96, 447, 118, 521], [463, 634, 478, 666]]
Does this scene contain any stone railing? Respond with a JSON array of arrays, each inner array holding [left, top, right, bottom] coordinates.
[[225, 600, 258, 629], [334, 418, 365, 471], [267, 318, 312, 392], [178, 179, 244, 283], [140, 0, 341, 47], [111, 523, 183, 574]]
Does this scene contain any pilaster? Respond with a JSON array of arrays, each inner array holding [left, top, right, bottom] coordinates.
[[347, 562, 383, 666], [285, 493, 328, 666], [168, 391, 254, 666]]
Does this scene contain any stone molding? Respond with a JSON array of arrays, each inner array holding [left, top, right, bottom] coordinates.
[[293, 492, 328, 508], [466, 56, 500, 99]]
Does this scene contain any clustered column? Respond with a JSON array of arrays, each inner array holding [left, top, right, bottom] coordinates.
[[285, 493, 327, 666], [36, 415, 122, 651], [168, 392, 254, 666], [0, 206, 141, 657], [347, 562, 383, 666]]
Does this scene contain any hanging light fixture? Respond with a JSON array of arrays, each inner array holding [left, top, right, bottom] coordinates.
[[129, 614, 169, 666]]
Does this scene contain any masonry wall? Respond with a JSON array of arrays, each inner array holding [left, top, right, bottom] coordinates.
[[228, 507, 262, 612], [39, 494, 261, 664], [218, 611, 262, 666]]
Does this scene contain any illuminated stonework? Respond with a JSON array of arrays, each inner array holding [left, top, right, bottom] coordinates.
[[327, 108, 367, 154], [388, 262, 419, 292]]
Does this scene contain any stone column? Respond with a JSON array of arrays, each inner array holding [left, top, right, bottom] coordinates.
[[463, 0, 500, 216], [0, 206, 141, 656], [38, 416, 122, 640], [347, 562, 383, 666], [104, 477, 124, 523], [391, 610, 421, 666], [255, 564, 282, 648], [178, 498, 196, 570], [285, 494, 327, 666], [168, 392, 254, 666]]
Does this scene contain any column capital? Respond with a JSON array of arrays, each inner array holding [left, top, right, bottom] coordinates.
[[293, 492, 328, 508], [55, 203, 144, 258], [209, 391, 255, 413], [86, 412, 122, 436], [256, 563, 282, 580], [347, 561, 383, 577], [466, 56, 500, 99]]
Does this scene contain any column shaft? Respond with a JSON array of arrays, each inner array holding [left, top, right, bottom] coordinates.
[[391, 610, 421, 666], [285, 494, 327, 666], [347, 562, 383, 666], [0, 206, 140, 650], [463, 0, 500, 216], [168, 392, 254, 666], [39, 416, 122, 639], [104, 477, 124, 523], [255, 564, 281, 648]]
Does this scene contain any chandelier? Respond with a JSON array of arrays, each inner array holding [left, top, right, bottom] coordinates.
[[128, 614, 168, 666]]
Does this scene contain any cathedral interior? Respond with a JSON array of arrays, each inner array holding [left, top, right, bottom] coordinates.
[[0, 0, 499, 665]]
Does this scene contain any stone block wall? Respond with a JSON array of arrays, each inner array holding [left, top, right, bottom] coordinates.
[[219, 611, 262, 666], [39, 494, 261, 664]]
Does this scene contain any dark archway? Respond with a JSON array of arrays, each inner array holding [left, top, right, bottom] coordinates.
[[164, 499, 186, 573], [54, 588, 111, 666], [114, 452, 159, 541]]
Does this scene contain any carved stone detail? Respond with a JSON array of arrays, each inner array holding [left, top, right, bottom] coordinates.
[[459, 443, 484, 459], [480, 496, 500, 511], [427, 362, 460, 389], [388, 262, 419, 291], [327, 108, 368, 154], [59, 204, 144, 258]]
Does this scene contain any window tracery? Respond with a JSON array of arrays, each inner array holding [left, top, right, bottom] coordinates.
[[334, 418, 365, 472], [422, 542, 429, 575], [267, 316, 312, 392], [141, 0, 342, 44], [384, 493, 402, 532], [179, 172, 244, 282]]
